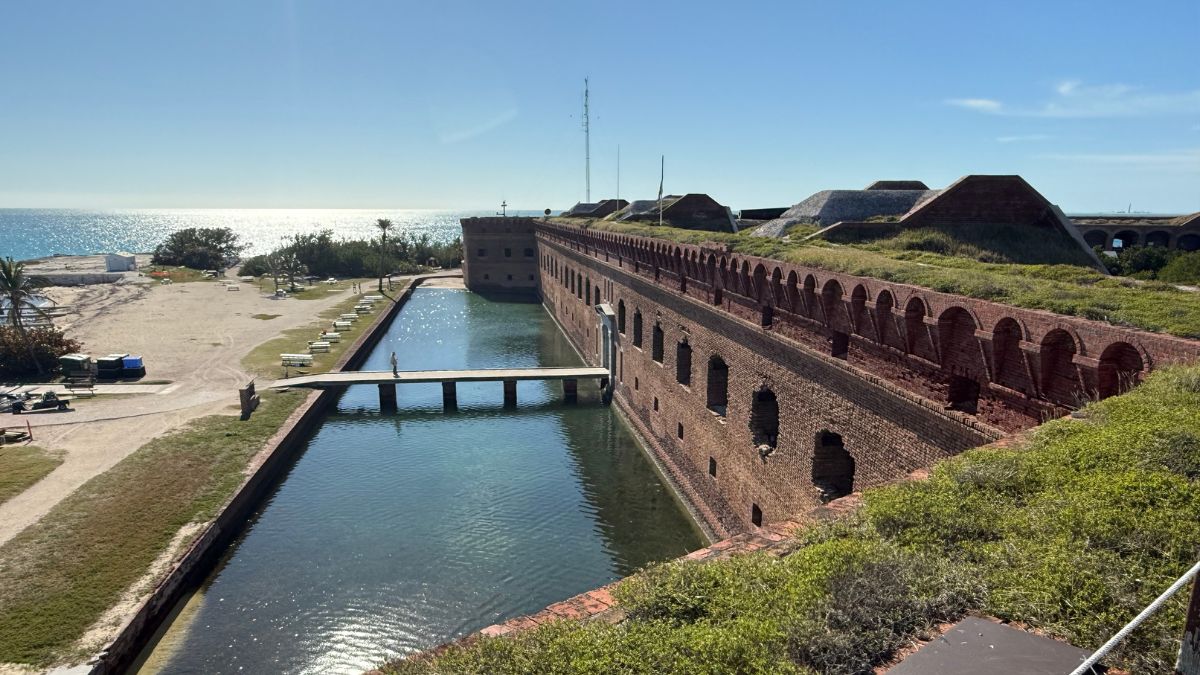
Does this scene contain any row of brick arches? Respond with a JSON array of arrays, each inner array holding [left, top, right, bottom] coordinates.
[[1082, 229, 1200, 251], [540, 225, 1158, 416]]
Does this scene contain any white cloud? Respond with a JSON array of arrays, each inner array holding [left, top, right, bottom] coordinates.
[[1038, 148, 1200, 169], [946, 98, 1003, 112], [996, 134, 1051, 143], [947, 81, 1200, 118]]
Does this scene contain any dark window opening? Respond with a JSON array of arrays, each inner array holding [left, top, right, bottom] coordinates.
[[528, 274, 534, 281], [751, 504, 763, 527], [749, 387, 779, 449], [676, 340, 692, 385], [483, 274, 489, 280], [594, 287, 600, 305], [652, 324, 664, 362], [706, 356, 729, 416], [653, 396, 659, 411], [524, 248, 534, 257], [619, 352, 624, 382], [634, 376, 639, 390], [708, 457, 717, 477], [677, 423, 684, 439], [504, 248, 512, 257], [812, 431, 854, 503], [947, 375, 981, 414], [506, 274, 513, 281], [476, 248, 487, 257], [633, 311, 643, 348], [831, 331, 849, 360], [618, 300, 626, 333]]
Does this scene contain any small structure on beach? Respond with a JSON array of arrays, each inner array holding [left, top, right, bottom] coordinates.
[[104, 252, 138, 272]]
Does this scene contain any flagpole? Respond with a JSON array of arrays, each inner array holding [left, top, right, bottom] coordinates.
[[658, 155, 664, 228]]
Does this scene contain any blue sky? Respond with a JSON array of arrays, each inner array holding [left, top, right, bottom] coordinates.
[[1, 0, 1197, 212]]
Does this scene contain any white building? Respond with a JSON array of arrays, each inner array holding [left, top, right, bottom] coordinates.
[[104, 252, 138, 272]]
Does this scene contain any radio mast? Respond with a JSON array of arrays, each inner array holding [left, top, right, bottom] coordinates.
[[583, 78, 591, 202]]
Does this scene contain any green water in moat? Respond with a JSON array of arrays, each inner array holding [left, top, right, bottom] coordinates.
[[136, 288, 704, 675]]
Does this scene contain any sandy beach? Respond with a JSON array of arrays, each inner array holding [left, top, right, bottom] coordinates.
[[0, 274, 370, 545]]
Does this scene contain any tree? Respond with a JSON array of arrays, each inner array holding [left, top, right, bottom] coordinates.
[[152, 227, 245, 270], [375, 218, 394, 292], [0, 257, 53, 374], [1158, 251, 1200, 285]]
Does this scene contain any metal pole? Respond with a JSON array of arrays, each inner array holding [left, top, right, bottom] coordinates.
[[1069, 559, 1200, 675], [1180, 572, 1200, 674]]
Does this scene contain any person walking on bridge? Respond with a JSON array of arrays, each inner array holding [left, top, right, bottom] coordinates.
[[390, 351, 399, 377]]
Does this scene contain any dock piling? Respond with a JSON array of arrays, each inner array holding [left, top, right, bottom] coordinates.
[[442, 381, 458, 411], [378, 383, 397, 411], [503, 380, 517, 407], [563, 378, 578, 404]]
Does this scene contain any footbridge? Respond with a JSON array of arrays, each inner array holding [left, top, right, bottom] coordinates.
[[269, 367, 611, 409]]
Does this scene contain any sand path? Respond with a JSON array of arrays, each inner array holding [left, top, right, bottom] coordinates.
[[0, 275, 366, 545]]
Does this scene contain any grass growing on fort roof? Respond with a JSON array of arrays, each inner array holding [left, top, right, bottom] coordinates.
[[0, 389, 306, 667], [574, 219, 1200, 338], [383, 365, 1200, 675]]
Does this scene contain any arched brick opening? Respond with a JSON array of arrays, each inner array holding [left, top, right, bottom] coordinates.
[[706, 356, 729, 416], [850, 284, 870, 338], [749, 387, 779, 450], [676, 340, 692, 385], [786, 271, 799, 314], [771, 268, 785, 309], [1145, 231, 1171, 248], [752, 264, 768, 303], [937, 307, 983, 376], [617, 300, 626, 334], [905, 297, 936, 362], [812, 430, 854, 503], [1040, 328, 1080, 405], [632, 310, 643, 348], [652, 323, 664, 362], [992, 317, 1027, 392], [802, 275, 817, 318], [821, 279, 847, 331], [1083, 230, 1108, 248], [1113, 230, 1139, 248], [584, 277, 590, 301], [1097, 341, 1144, 399], [876, 290, 897, 349], [594, 286, 600, 305], [1178, 234, 1200, 252]]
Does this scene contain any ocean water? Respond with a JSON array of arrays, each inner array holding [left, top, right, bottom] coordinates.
[[0, 208, 541, 261]]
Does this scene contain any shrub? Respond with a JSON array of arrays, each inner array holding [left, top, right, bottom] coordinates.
[[151, 227, 245, 270], [0, 326, 82, 377], [1158, 251, 1200, 284]]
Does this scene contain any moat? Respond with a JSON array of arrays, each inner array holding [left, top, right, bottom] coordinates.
[[135, 287, 704, 674]]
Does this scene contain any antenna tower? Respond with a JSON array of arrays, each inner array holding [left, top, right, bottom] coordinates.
[[583, 78, 591, 202]]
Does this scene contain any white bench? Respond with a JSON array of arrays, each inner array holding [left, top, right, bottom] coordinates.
[[281, 353, 313, 367], [354, 305, 372, 314], [307, 341, 331, 353], [363, 295, 383, 301], [226, 284, 240, 291], [333, 320, 352, 329], [318, 332, 341, 342], [338, 313, 359, 322]]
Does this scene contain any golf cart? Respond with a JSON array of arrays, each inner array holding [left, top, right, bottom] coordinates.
[[11, 391, 72, 414]]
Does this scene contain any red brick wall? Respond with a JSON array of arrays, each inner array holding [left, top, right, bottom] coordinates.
[[461, 217, 539, 294], [538, 236, 998, 536]]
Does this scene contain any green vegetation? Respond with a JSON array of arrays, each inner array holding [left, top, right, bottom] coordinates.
[[0, 445, 63, 505], [143, 265, 217, 283], [1161, 252, 1200, 285], [251, 313, 281, 320], [0, 326, 82, 378], [571, 219, 1200, 338], [385, 365, 1200, 674], [240, 283, 395, 378], [238, 229, 462, 281], [0, 390, 306, 666], [1099, 245, 1200, 285], [151, 227, 245, 270]]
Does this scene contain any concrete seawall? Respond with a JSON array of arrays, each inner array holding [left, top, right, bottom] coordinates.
[[90, 273, 455, 674]]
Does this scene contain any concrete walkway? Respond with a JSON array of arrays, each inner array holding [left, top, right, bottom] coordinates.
[[270, 367, 610, 389]]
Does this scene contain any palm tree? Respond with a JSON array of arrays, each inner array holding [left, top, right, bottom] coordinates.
[[375, 218, 394, 292], [0, 257, 51, 374]]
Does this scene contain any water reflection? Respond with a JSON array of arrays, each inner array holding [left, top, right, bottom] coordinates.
[[137, 289, 702, 674]]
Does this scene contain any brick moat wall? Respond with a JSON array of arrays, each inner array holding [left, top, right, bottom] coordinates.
[[461, 217, 1200, 536]]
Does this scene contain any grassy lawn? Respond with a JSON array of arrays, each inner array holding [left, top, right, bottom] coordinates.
[[0, 445, 63, 505], [143, 266, 217, 284], [247, 276, 376, 300], [0, 389, 307, 667], [387, 365, 1200, 674], [240, 279, 403, 380], [576, 219, 1200, 338]]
